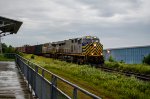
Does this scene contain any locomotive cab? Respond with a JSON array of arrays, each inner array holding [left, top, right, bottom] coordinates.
[[82, 36, 99, 45], [82, 36, 104, 64]]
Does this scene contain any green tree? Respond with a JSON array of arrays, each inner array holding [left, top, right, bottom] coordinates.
[[2, 43, 15, 53], [2, 43, 8, 53], [7, 45, 15, 53], [143, 54, 150, 65], [120, 60, 125, 63]]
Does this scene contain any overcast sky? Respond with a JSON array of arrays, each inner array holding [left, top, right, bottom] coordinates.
[[0, 0, 150, 49]]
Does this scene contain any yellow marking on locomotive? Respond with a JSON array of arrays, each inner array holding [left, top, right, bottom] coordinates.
[[82, 44, 90, 50], [82, 42, 103, 56], [83, 43, 93, 52], [83, 44, 93, 54], [83, 46, 92, 54], [87, 47, 98, 55], [86, 46, 94, 55]]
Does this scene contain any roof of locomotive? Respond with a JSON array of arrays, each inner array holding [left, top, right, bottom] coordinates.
[[82, 36, 99, 39], [68, 36, 99, 40], [51, 36, 100, 44]]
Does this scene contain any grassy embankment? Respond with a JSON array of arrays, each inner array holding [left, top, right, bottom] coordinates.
[[105, 61, 150, 75], [23, 54, 150, 99]]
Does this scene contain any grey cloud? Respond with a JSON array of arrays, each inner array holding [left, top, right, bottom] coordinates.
[[77, 0, 142, 17], [0, 0, 150, 48]]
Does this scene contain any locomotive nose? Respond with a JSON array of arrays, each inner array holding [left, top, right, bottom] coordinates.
[[82, 42, 103, 56]]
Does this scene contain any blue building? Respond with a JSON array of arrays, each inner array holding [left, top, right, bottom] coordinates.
[[103, 45, 150, 64]]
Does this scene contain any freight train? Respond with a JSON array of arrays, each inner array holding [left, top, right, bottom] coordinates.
[[16, 36, 104, 65]]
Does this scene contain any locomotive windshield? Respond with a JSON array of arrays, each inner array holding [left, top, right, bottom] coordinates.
[[83, 39, 92, 44], [92, 38, 99, 43], [83, 37, 99, 45]]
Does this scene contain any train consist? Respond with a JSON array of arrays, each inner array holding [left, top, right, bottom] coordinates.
[[16, 36, 104, 65]]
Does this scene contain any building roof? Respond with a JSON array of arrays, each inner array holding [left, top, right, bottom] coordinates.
[[104, 45, 150, 50]]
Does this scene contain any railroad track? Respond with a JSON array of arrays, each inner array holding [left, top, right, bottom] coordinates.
[[97, 66, 150, 81]]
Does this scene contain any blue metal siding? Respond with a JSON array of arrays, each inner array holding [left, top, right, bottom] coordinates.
[[103, 46, 150, 64]]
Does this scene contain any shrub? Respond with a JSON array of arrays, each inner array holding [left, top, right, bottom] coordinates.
[[143, 54, 150, 65], [120, 60, 125, 64], [31, 54, 35, 59], [108, 55, 115, 62]]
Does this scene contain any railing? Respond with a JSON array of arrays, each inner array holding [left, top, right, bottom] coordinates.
[[15, 54, 101, 99], [0, 53, 16, 58]]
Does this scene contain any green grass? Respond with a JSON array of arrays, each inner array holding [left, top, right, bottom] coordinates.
[[23, 54, 150, 99], [0, 54, 14, 61], [105, 61, 150, 75]]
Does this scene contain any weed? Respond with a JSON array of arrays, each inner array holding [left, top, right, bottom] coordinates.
[[23, 54, 150, 99]]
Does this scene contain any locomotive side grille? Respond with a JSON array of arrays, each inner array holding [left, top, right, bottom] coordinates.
[[82, 42, 103, 56]]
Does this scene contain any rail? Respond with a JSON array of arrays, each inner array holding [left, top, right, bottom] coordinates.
[[15, 54, 101, 99], [98, 65, 150, 81]]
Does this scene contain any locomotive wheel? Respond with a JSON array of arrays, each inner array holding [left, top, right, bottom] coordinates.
[[77, 59, 84, 65]]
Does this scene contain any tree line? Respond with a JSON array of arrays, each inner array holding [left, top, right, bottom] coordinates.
[[2, 43, 15, 53]]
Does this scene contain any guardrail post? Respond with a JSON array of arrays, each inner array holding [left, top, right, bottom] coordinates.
[[42, 69, 45, 77], [35, 66, 38, 72], [27, 65, 29, 88], [15, 54, 17, 66], [41, 69, 45, 99], [27, 60, 29, 65], [35, 66, 38, 98], [51, 75, 57, 87], [50, 75, 57, 99], [73, 88, 77, 99]]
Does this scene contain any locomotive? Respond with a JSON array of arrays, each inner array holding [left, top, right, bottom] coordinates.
[[16, 36, 104, 65]]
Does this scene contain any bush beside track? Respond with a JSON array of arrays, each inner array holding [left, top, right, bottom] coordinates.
[[105, 61, 150, 75], [23, 54, 150, 99]]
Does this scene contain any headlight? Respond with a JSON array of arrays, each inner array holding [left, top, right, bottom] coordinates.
[[94, 44, 96, 47], [91, 53, 94, 55], [107, 50, 110, 54]]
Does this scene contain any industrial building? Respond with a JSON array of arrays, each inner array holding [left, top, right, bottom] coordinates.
[[103, 45, 150, 64]]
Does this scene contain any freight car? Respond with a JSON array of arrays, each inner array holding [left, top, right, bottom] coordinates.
[[16, 36, 104, 65], [25, 45, 35, 54]]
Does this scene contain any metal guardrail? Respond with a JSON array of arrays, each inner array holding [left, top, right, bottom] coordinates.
[[15, 54, 101, 99], [0, 53, 16, 58]]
